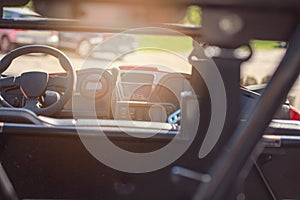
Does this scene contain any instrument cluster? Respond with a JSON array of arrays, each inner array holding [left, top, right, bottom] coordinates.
[[63, 66, 191, 122]]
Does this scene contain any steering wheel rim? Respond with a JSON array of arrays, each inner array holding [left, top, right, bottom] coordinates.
[[0, 45, 76, 116]]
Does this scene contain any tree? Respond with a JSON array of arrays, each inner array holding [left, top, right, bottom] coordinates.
[[180, 6, 201, 26]]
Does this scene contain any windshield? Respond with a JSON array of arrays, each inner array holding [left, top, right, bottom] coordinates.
[[0, 5, 199, 127], [0, 4, 296, 120]]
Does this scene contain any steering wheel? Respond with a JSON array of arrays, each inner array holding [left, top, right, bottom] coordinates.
[[0, 45, 76, 116]]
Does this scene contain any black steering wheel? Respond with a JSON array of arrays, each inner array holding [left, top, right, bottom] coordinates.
[[0, 45, 76, 116]]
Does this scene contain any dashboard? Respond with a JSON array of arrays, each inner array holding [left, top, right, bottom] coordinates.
[[0, 65, 293, 125], [1, 66, 192, 122], [68, 66, 191, 122]]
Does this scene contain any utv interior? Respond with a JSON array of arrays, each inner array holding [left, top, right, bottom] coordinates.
[[0, 0, 300, 200]]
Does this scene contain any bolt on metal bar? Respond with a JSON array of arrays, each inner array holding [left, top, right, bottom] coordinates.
[[0, 163, 18, 200]]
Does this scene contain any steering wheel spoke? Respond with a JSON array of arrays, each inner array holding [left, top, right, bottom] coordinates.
[[24, 98, 42, 111], [0, 76, 20, 89], [48, 74, 70, 92]]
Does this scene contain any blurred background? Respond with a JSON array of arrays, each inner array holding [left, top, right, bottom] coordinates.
[[1, 1, 297, 109]]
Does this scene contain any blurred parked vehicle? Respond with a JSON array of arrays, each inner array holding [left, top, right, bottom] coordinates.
[[0, 7, 59, 52], [58, 32, 138, 57]]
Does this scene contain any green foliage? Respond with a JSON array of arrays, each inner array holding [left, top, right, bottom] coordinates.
[[180, 6, 202, 26], [137, 35, 192, 53], [24, 0, 34, 11], [251, 40, 281, 50]]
